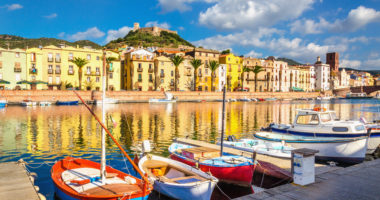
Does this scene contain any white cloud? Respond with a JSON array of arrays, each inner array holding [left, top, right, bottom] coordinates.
[[178, 26, 185, 31], [157, 0, 217, 13], [58, 32, 65, 38], [3, 3, 23, 10], [291, 6, 380, 34], [341, 59, 362, 69], [245, 50, 263, 58], [364, 58, 380, 70], [44, 13, 57, 19], [66, 27, 105, 41], [145, 21, 170, 29], [199, 0, 316, 30], [105, 26, 133, 43]]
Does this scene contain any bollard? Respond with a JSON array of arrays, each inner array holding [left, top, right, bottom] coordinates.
[[291, 148, 319, 186]]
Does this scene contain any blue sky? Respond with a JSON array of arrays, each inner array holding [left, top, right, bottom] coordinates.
[[1, 0, 380, 70]]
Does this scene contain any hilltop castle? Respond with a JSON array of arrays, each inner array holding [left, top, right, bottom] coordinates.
[[133, 22, 177, 36]]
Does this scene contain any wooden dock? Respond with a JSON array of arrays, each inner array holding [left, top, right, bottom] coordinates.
[[235, 158, 380, 200], [0, 162, 40, 200]]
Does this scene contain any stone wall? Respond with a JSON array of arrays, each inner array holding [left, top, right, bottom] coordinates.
[[1, 90, 320, 103]]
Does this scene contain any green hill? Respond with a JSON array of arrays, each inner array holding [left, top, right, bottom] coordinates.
[[0, 34, 102, 49], [105, 30, 194, 49], [277, 57, 303, 66]]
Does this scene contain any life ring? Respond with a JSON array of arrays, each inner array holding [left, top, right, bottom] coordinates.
[[313, 107, 326, 112]]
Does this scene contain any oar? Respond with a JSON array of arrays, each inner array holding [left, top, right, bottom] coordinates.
[[73, 91, 150, 196]]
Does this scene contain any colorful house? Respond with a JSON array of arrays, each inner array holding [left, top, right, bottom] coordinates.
[[219, 53, 243, 91], [124, 49, 155, 91], [0, 48, 28, 90]]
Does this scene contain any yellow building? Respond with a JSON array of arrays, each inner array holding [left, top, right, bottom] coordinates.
[[26, 45, 105, 90], [105, 50, 122, 91], [219, 53, 243, 91], [124, 49, 155, 91], [0, 48, 28, 90]]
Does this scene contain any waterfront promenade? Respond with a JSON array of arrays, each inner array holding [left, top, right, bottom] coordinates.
[[236, 158, 380, 200]]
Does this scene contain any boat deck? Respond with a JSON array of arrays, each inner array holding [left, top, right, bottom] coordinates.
[[0, 162, 40, 200], [235, 158, 380, 200]]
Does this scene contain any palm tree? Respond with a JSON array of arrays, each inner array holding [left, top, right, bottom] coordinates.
[[70, 57, 89, 90], [208, 60, 219, 91], [170, 55, 184, 91], [252, 65, 264, 92], [190, 59, 202, 91], [105, 57, 117, 91], [241, 65, 251, 90]]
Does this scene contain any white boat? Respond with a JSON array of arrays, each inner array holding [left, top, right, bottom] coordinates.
[[95, 97, 118, 104], [149, 92, 177, 103], [265, 108, 380, 154], [138, 154, 218, 200], [39, 101, 52, 106], [254, 131, 368, 164], [229, 98, 237, 102], [237, 97, 251, 102], [346, 92, 372, 99], [217, 138, 293, 159], [21, 100, 37, 107], [317, 96, 332, 100], [251, 98, 258, 102]]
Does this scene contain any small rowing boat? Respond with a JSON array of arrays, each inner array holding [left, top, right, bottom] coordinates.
[[56, 100, 79, 105], [138, 154, 218, 200]]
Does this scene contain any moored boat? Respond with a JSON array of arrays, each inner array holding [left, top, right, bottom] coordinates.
[[138, 154, 218, 200], [149, 92, 176, 103], [168, 142, 256, 187], [345, 92, 372, 99], [254, 131, 368, 164], [39, 101, 52, 106], [21, 100, 37, 107], [0, 99, 7, 108], [56, 100, 79, 105]]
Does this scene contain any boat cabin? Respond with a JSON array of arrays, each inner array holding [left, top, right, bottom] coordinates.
[[292, 109, 366, 134]]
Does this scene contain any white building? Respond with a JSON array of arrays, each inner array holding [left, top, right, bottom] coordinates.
[[218, 64, 227, 92], [314, 56, 330, 91]]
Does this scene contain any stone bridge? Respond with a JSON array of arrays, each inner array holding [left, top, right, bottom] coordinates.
[[333, 85, 380, 96]]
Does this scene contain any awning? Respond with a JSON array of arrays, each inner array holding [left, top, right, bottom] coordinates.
[[292, 87, 304, 92], [0, 79, 10, 84]]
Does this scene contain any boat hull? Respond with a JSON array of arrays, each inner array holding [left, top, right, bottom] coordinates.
[[253, 160, 292, 189], [0, 103, 6, 108], [56, 101, 79, 105], [169, 154, 254, 186], [51, 157, 151, 200], [148, 99, 176, 103]]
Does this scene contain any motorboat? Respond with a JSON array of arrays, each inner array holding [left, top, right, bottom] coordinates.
[[168, 142, 256, 187], [345, 92, 372, 99], [138, 154, 218, 200], [56, 100, 79, 105], [237, 97, 251, 102], [251, 98, 258, 102], [217, 137, 293, 159], [21, 100, 37, 107], [264, 98, 277, 101], [264, 108, 380, 154], [254, 131, 368, 165], [149, 92, 177, 103], [39, 101, 52, 106]]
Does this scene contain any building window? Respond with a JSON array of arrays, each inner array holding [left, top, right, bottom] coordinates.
[[205, 68, 208, 74], [228, 57, 230, 61], [87, 54, 91, 60], [161, 69, 164, 74], [161, 79, 164, 83], [87, 66, 91, 74], [56, 76, 60, 84], [171, 71, 174, 77], [205, 77, 208, 82], [0, 51, 2, 56], [48, 53, 53, 62], [15, 74, 21, 81], [56, 53, 61, 62], [15, 52, 20, 58], [87, 77, 91, 82], [206, 53, 208, 57], [198, 52, 202, 56], [161, 61, 164, 65], [96, 56, 100, 60], [96, 77, 100, 82], [55, 65, 61, 74], [31, 53, 36, 62], [69, 53, 73, 60], [138, 74, 142, 82], [109, 73, 113, 79], [48, 76, 53, 84], [0, 61, 2, 69]]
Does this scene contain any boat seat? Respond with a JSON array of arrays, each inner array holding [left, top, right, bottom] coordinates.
[[142, 160, 168, 169], [83, 183, 143, 196]]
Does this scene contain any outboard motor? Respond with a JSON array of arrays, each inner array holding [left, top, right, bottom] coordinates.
[[227, 135, 237, 142]]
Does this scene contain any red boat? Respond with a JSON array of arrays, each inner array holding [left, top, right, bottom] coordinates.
[[169, 143, 256, 187], [51, 157, 152, 200]]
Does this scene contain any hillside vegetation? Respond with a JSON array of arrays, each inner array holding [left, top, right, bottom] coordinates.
[[106, 30, 194, 49], [0, 34, 102, 49]]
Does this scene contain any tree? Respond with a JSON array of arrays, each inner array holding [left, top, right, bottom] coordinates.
[[208, 60, 219, 91], [221, 49, 230, 55], [241, 65, 251, 90], [70, 57, 89, 90], [105, 56, 117, 91], [170, 55, 184, 91], [190, 59, 202, 91], [252, 65, 264, 92]]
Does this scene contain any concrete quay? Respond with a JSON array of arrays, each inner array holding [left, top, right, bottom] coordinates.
[[236, 158, 380, 200], [0, 162, 41, 200]]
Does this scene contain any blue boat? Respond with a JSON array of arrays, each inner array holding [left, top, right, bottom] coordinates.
[[0, 100, 7, 108], [56, 100, 79, 105]]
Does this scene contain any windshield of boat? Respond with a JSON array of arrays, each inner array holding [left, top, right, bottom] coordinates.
[[296, 114, 319, 125], [320, 113, 332, 122]]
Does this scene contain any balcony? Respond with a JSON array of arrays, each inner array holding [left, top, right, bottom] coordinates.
[[95, 71, 100, 76], [160, 74, 165, 78], [29, 68, 38, 74], [48, 69, 53, 74], [14, 68, 22, 73], [148, 68, 154, 73], [55, 58, 61, 63], [86, 71, 91, 75], [48, 58, 53, 62], [55, 69, 61, 74], [108, 67, 114, 72], [137, 68, 143, 72], [170, 82, 174, 86], [68, 70, 74, 75]]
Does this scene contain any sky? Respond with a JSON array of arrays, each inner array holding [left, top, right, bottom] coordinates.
[[1, 0, 380, 70]]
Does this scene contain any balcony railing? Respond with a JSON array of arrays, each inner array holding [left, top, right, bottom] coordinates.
[[48, 58, 53, 62], [137, 68, 143, 72], [29, 68, 38, 74], [48, 69, 53, 74], [14, 68, 22, 73], [95, 71, 100, 76], [160, 74, 165, 78], [68, 70, 74, 75], [55, 69, 61, 74], [86, 71, 91, 75], [148, 68, 154, 73]]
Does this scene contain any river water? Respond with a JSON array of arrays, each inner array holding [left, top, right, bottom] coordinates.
[[0, 99, 379, 199]]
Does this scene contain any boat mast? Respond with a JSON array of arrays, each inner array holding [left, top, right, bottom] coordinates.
[[220, 83, 226, 156], [100, 49, 106, 183]]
